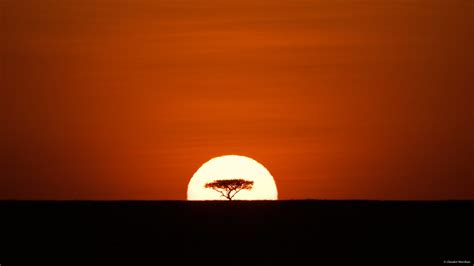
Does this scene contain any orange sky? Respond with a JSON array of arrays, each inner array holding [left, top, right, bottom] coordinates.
[[1, 0, 473, 199]]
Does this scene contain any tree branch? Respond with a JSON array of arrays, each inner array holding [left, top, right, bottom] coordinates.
[[211, 188, 226, 199]]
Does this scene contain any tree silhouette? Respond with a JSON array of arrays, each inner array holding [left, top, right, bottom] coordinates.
[[204, 179, 254, 200]]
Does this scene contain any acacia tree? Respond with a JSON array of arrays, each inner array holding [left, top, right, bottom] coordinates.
[[204, 179, 254, 201]]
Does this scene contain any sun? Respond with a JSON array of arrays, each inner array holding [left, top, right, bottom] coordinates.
[[187, 155, 278, 200]]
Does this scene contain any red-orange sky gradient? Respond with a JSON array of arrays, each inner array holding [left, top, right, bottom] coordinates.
[[1, 0, 473, 200]]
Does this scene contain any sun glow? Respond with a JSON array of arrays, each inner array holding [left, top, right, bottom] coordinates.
[[187, 155, 278, 200]]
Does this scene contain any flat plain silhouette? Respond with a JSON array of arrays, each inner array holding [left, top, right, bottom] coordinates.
[[2, 200, 473, 265]]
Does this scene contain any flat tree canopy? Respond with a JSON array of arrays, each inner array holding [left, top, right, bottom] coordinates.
[[204, 179, 254, 200]]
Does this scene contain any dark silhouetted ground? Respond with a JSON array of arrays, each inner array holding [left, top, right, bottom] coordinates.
[[1, 200, 473, 265]]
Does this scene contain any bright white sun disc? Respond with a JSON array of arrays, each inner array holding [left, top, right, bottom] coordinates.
[[187, 155, 278, 200]]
